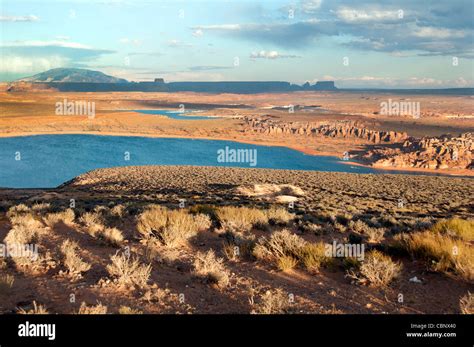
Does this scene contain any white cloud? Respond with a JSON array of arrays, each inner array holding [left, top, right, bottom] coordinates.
[[0, 55, 68, 73], [336, 7, 402, 22], [1, 40, 92, 49], [192, 29, 203, 37], [0, 15, 39, 22], [250, 50, 301, 59], [413, 27, 466, 39]]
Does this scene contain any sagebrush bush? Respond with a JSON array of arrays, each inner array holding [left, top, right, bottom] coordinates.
[[98, 227, 124, 247], [253, 229, 306, 260], [216, 206, 268, 232], [107, 252, 152, 288], [6, 204, 30, 219], [60, 239, 90, 274], [193, 249, 230, 287], [137, 206, 205, 247], [4, 213, 42, 246], [347, 250, 402, 287], [43, 209, 75, 227], [251, 288, 290, 314]]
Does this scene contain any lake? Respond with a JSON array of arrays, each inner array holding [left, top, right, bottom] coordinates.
[[134, 109, 219, 120], [0, 134, 443, 188]]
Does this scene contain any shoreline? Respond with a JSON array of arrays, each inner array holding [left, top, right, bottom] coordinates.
[[0, 130, 472, 177]]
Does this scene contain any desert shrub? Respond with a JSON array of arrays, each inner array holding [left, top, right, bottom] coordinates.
[[4, 214, 42, 245], [347, 250, 402, 287], [98, 227, 124, 247], [110, 204, 126, 219], [60, 239, 90, 274], [296, 243, 333, 272], [0, 274, 14, 294], [137, 206, 204, 247], [136, 205, 168, 238], [189, 204, 217, 218], [216, 206, 268, 232], [77, 302, 108, 314], [118, 306, 143, 314], [251, 289, 291, 314], [222, 230, 256, 260], [18, 301, 48, 314], [31, 203, 51, 215], [265, 207, 294, 225], [277, 255, 298, 272], [6, 204, 30, 219], [396, 231, 473, 281], [106, 252, 152, 288], [193, 249, 230, 287], [430, 218, 474, 241], [43, 209, 75, 228], [365, 227, 385, 243], [253, 229, 306, 260], [79, 211, 105, 228], [460, 292, 473, 314], [193, 213, 212, 232]]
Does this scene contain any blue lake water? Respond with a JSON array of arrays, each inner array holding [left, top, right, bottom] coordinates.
[[134, 109, 218, 120], [0, 134, 445, 188]]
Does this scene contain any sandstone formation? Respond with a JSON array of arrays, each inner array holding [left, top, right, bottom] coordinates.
[[243, 117, 408, 144], [363, 133, 473, 170]]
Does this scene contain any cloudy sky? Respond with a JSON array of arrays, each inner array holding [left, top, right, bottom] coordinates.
[[1, 0, 473, 87]]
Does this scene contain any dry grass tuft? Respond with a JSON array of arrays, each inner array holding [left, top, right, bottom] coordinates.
[[77, 302, 108, 314], [459, 292, 473, 314], [431, 218, 474, 241], [253, 229, 306, 260], [396, 231, 473, 281], [265, 207, 294, 225], [296, 242, 333, 272], [18, 301, 49, 314], [118, 306, 143, 314], [106, 252, 152, 288], [193, 249, 230, 287], [277, 255, 298, 272], [137, 206, 206, 247], [60, 239, 90, 274], [43, 209, 75, 228], [0, 274, 14, 294], [347, 250, 402, 287], [98, 227, 124, 247], [216, 206, 268, 232]]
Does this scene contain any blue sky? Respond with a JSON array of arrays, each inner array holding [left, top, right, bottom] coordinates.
[[1, 0, 473, 87]]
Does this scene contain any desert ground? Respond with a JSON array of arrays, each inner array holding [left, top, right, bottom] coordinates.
[[0, 166, 472, 314]]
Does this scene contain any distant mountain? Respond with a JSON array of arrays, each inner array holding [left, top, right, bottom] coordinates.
[[17, 68, 129, 83]]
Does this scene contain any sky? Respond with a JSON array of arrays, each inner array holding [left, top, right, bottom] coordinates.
[[1, 0, 473, 88]]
